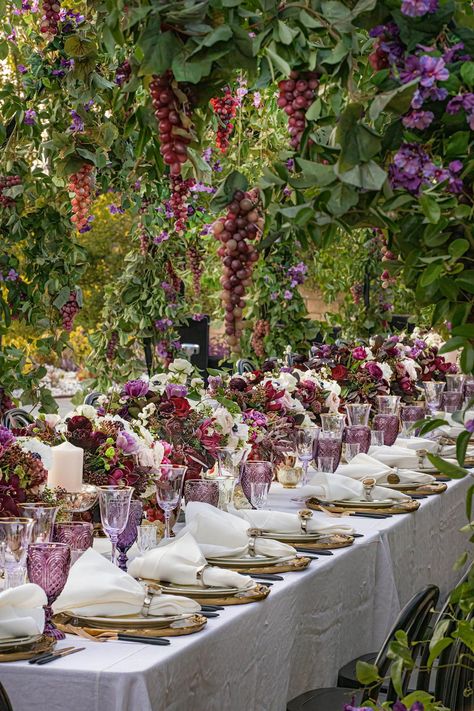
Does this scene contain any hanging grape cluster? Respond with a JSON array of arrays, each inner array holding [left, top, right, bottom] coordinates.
[[277, 71, 320, 149], [170, 176, 195, 235], [106, 331, 119, 361], [40, 0, 61, 35], [210, 87, 238, 153], [350, 283, 363, 305], [69, 164, 94, 232], [60, 291, 80, 331], [187, 245, 204, 295], [251, 319, 270, 359], [213, 189, 263, 354], [0, 175, 21, 208]]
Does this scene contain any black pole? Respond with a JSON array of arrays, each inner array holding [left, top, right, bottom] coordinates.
[[143, 337, 153, 376]]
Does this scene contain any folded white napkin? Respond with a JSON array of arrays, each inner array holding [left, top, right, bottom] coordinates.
[[394, 436, 439, 453], [235, 508, 354, 536], [299, 471, 409, 502], [0, 584, 46, 640], [128, 532, 253, 591], [435, 412, 466, 439], [183, 502, 296, 559], [368, 444, 419, 470], [440, 444, 474, 459], [337, 453, 435, 485], [53, 548, 200, 617]]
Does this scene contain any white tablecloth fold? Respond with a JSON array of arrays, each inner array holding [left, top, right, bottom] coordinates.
[[299, 471, 409, 502], [0, 584, 46, 640], [53, 548, 200, 617], [128, 532, 253, 590], [234, 508, 354, 536], [182, 502, 296, 559], [337, 453, 435, 485]]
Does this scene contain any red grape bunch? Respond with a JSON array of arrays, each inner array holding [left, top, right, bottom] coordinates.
[[60, 291, 80, 332], [212, 189, 264, 354], [69, 164, 94, 232], [350, 283, 363, 305], [137, 222, 150, 256], [210, 87, 238, 153], [187, 245, 204, 295], [0, 175, 21, 208], [251, 319, 270, 359], [277, 70, 320, 150], [106, 331, 118, 361], [170, 175, 195, 235], [40, 0, 61, 35]]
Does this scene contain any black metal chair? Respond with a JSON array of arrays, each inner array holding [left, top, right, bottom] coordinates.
[[0, 681, 13, 711], [236, 359, 256, 375], [84, 392, 102, 407], [1, 408, 34, 429], [287, 585, 440, 711]]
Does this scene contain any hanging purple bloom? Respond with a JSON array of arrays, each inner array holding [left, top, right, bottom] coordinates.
[[270, 291, 279, 301], [17, 64, 27, 74], [283, 290, 293, 300], [419, 55, 449, 87], [6, 269, 18, 281], [202, 147, 213, 163], [155, 318, 173, 332], [401, 0, 438, 16], [0, 427, 15, 448], [123, 379, 149, 398], [153, 230, 169, 245], [23, 109, 37, 125], [108, 204, 124, 215], [192, 313, 205, 321], [400, 55, 421, 84], [253, 91, 262, 108], [402, 110, 434, 129], [285, 158, 295, 171], [69, 110, 84, 132]]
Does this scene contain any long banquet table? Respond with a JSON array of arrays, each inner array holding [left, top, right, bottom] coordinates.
[[2, 475, 471, 711]]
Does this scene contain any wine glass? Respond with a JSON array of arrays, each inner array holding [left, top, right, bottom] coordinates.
[[295, 427, 318, 486], [422, 381, 446, 416], [27, 542, 71, 639], [18, 503, 59, 543], [344, 442, 360, 463], [317, 456, 335, 473], [98, 486, 133, 566], [0, 517, 35, 588], [116, 500, 143, 571], [154, 465, 187, 539], [136, 524, 157, 554]]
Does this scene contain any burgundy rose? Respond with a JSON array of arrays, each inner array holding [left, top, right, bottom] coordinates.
[[264, 381, 285, 401], [331, 365, 348, 381], [229, 376, 247, 391], [170, 397, 191, 418], [196, 419, 221, 453], [364, 362, 383, 380], [352, 346, 367, 360], [67, 415, 93, 433], [158, 400, 175, 415]]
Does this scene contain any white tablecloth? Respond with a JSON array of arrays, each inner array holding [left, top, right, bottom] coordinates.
[[1, 476, 470, 711]]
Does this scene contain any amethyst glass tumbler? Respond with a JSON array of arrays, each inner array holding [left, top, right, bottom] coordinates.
[[27, 542, 70, 640], [372, 414, 399, 446], [343, 425, 371, 454], [116, 500, 143, 572], [315, 433, 342, 469], [53, 521, 93, 567], [240, 461, 273, 508]]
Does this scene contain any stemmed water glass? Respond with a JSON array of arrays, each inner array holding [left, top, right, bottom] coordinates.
[[154, 465, 187, 539], [295, 427, 318, 486], [250, 482, 270, 510], [422, 381, 446, 416], [0, 517, 34, 588], [18, 503, 59, 543], [98, 486, 133, 566]]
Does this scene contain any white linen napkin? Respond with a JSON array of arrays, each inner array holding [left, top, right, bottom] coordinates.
[[53, 548, 200, 617], [234, 508, 354, 536], [440, 444, 474, 459], [337, 453, 435, 485], [368, 444, 419, 470], [0, 584, 46, 640], [299, 471, 409, 502], [394, 436, 439, 453], [128, 532, 253, 590], [435, 412, 467, 438], [182, 502, 297, 559]]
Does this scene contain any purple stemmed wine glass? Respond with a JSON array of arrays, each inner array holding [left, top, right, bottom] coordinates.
[[240, 461, 273, 507], [27, 542, 71, 640], [116, 500, 143, 571]]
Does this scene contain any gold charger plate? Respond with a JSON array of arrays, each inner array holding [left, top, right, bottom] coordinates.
[[278, 533, 354, 550], [220, 556, 311, 574], [307, 498, 420, 515], [146, 583, 271, 606], [54, 613, 207, 638], [0, 635, 55, 662], [388, 482, 447, 496]]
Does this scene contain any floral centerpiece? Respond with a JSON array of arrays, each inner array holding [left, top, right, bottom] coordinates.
[[0, 426, 47, 515]]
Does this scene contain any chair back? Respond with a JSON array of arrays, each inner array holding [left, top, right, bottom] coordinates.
[[0, 681, 13, 711], [1, 408, 34, 429], [361, 584, 440, 703], [236, 359, 256, 375], [84, 392, 102, 407]]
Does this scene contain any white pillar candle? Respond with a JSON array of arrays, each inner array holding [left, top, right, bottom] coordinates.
[[47, 441, 84, 493]]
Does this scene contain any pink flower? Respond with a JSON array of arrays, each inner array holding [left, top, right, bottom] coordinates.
[[352, 346, 367, 360]]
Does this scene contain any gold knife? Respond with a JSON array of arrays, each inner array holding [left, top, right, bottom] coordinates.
[[36, 647, 86, 665]]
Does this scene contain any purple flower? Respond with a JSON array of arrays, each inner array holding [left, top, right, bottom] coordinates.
[[165, 383, 188, 399], [155, 318, 173, 332], [253, 91, 262, 108], [116, 430, 139, 454], [202, 147, 213, 163], [69, 110, 84, 133], [401, 0, 438, 16], [153, 230, 169, 245], [365, 361, 383, 380], [270, 291, 279, 301], [389, 143, 437, 195], [283, 290, 293, 300], [108, 204, 124, 215], [123, 379, 149, 398], [0, 427, 15, 448], [17, 64, 27, 74], [212, 160, 223, 173], [402, 110, 434, 129], [283, 186, 292, 198], [352, 346, 367, 360], [6, 269, 18, 281], [419, 55, 449, 87], [443, 42, 471, 64], [208, 375, 223, 392], [287, 262, 308, 287], [23, 109, 36, 125], [192, 313, 205, 321], [466, 420, 474, 434], [156, 341, 169, 359], [285, 158, 295, 171], [400, 55, 421, 84]]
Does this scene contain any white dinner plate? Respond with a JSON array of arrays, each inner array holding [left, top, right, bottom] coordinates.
[[207, 553, 295, 567], [318, 498, 395, 508]]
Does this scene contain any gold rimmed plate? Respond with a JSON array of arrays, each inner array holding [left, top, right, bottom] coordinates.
[[317, 498, 396, 509], [0, 634, 42, 652], [207, 553, 295, 567], [63, 611, 190, 630], [160, 582, 253, 597]]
